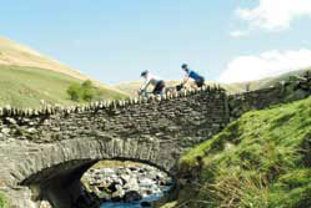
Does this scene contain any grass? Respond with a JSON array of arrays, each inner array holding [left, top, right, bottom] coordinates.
[[173, 96, 311, 208], [0, 36, 89, 81], [0, 65, 128, 108], [0, 192, 8, 208]]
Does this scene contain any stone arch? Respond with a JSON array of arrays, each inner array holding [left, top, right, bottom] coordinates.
[[11, 138, 178, 208]]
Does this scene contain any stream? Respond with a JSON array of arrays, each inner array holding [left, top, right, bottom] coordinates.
[[101, 193, 167, 208], [80, 162, 175, 208]]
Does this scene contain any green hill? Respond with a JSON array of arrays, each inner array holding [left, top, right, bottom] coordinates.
[[165, 96, 311, 208], [223, 68, 311, 93], [0, 37, 88, 81], [0, 37, 128, 108], [0, 65, 127, 108]]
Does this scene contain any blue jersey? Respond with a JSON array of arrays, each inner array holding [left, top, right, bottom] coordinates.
[[187, 70, 202, 81]]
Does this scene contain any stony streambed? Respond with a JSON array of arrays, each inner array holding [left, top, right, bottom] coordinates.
[[80, 162, 174, 208]]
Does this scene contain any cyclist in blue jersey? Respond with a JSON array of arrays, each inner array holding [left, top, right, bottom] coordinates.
[[181, 64, 205, 88]]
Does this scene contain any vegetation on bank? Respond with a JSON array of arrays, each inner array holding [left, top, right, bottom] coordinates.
[[173, 97, 311, 208], [0, 192, 8, 208], [0, 65, 127, 108]]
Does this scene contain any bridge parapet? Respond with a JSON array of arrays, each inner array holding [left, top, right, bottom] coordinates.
[[0, 85, 228, 144]]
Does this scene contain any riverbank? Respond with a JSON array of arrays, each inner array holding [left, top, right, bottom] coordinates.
[[162, 96, 311, 208]]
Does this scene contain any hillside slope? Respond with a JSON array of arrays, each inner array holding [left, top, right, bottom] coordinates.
[[167, 96, 311, 208], [0, 37, 128, 107], [0, 65, 127, 108], [0, 37, 88, 81], [227, 68, 311, 92], [116, 69, 311, 96]]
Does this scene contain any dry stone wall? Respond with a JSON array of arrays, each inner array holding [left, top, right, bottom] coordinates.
[[0, 87, 228, 145]]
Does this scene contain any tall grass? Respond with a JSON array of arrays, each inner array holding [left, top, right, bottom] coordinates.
[[177, 97, 311, 208]]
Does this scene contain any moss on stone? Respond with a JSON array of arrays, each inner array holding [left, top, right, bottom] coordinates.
[[0, 192, 9, 208]]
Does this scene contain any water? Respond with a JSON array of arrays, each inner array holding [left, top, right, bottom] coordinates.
[[101, 202, 145, 208], [101, 191, 167, 208]]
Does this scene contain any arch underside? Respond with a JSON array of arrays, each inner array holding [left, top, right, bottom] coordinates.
[[5, 138, 178, 208]]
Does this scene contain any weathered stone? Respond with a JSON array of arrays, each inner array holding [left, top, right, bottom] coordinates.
[[123, 191, 142, 203], [1, 127, 10, 134]]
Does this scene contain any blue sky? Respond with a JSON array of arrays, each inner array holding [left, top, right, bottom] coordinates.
[[1, 0, 311, 83]]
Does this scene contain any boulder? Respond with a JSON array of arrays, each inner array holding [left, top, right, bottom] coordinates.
[[39, 200, 52, 208], [107, 182, 119, 193], [123, 191, 142, 203]]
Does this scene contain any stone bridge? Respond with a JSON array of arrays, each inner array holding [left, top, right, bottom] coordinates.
[[0, 72, 310, 208]]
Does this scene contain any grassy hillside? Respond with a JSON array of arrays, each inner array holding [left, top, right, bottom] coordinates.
[[114, 81, 144, 96], [223, 68, 311, 93], [0, 36, 129, 107], [255, 68, 311, 89], [0, 65, 127, 108], [171, 96, 311, 208], [0, 37, 89, 81]]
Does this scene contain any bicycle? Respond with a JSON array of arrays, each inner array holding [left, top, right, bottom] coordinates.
[[138, 90, 155, 98]]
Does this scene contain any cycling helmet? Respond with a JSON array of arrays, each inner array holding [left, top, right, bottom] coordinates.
[[141, 70, 149, 77], [181, 64, 188, 69]]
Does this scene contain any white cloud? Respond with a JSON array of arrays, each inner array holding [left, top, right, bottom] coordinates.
[[230, 30, 249, 38], [219, 49, 311, 83], [236, 0, 311, 31]]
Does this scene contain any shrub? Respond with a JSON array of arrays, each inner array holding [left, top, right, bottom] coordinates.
[[81, 80, 93, 88], [67, 83, 82, 101], [82, 87, 96, 102], [67, 80, 99, 102]]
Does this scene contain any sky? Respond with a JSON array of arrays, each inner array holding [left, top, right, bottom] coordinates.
[[1, 0, 311, 84]]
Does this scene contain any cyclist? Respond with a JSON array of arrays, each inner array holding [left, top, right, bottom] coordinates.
[[139, 70, 165, 96], [181, 64, 205, 88]]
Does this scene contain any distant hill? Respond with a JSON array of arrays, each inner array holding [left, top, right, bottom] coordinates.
[[0, 37, 128, 108], [225, 68, 311, 93], [114, 80, 217, 96], [113, 80, 258, 96], [115, 69, 311, 96], [0, 37, 87, 81]]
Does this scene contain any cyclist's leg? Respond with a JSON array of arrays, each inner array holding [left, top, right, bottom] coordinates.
[[153, 83, 160, 94], [196, 77, 205, 88], [153, 81, 165, 95], [189, 80, 197, 89]]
